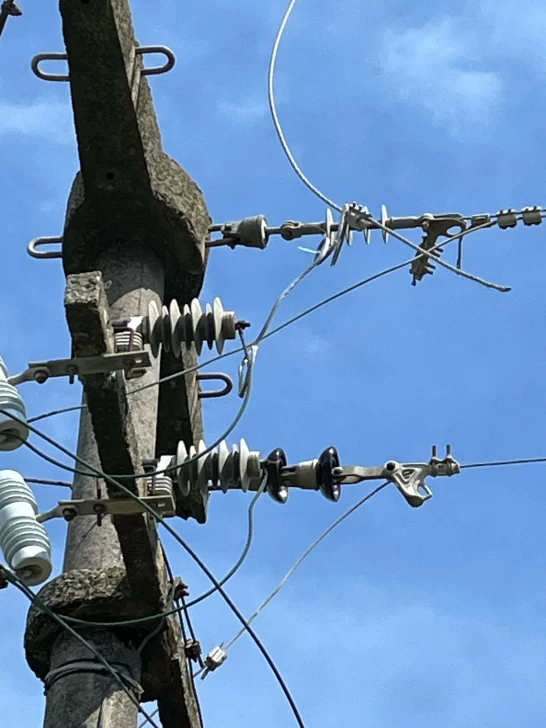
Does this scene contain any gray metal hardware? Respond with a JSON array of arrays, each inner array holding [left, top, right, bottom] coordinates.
[[7, 351, 152, 386], [329, 446, 460, 507], [211, 215, 269, 249]]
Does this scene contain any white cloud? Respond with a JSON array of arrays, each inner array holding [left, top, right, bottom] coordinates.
[[217, 97, 268, 126], [0, 98, 74, 144], [379, 18, 502, 137], [480, 0, 546, 68]]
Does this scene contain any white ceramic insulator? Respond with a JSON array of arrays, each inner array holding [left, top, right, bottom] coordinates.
[[0, 470, 52, 586], [145, 297, 236, 358], [174, 438, 262, 497], [0, 357, 29, 451]]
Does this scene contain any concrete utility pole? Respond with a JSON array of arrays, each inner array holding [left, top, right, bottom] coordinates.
[[23, 1, 210, 726]]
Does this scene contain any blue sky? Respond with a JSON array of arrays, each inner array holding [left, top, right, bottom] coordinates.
[[2, 0, 546, 726]]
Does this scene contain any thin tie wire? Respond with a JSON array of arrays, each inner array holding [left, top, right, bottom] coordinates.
[[268, 0, 342, 212], [219, 483, 388, 657]]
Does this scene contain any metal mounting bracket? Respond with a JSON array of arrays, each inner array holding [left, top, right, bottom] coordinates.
[[7, 351, 152, 386], [37, 494, 176, 524]]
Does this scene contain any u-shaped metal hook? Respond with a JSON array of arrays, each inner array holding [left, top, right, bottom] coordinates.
[[197, 373, 233, 400], [27, 236, 63, 260]]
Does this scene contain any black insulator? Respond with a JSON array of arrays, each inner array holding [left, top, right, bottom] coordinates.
[[318, 447, 341, 502], [265, 448, 289, 504]]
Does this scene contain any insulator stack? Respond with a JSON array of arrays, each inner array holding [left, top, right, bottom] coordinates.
[[147, 473, 174, 500], [0, 470, 52, 586], [0, 356, 29, 451], [144, 297, 237, 357], [173, 438, 262, 498]]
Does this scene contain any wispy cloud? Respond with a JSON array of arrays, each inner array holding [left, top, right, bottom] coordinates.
[[217, 97, 268, 126], [0, 98, 74, 144], [379, 18, 502, 137]]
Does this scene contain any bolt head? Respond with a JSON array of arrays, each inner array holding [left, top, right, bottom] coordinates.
[[34, 370, 49, 384]]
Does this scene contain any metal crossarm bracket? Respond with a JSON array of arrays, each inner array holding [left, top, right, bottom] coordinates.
[[37, 494, 176, 524], [7, 351, 151, 386]]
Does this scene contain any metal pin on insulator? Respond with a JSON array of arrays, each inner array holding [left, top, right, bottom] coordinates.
[[144, 297, 237, 357], [174, 438, 262, 499], [0, 470, 52, 586], [0, 356, 29, 451]]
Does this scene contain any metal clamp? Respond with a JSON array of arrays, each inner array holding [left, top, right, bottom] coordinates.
[[7, 351, 152, 386], [37, 494, 176, 524], [410, 215, 466, 285], [31, 45, 176, 82], [27, 236, 63, 260], [328, 445, 460, 507], [197, 373, 233, 399]]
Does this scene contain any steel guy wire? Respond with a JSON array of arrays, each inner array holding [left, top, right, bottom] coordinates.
[[268, 0, 515, 294], [186, 474, 267, 609], [262, 223, 492, 342], [218, 483, 388, 657], [24, 222, 489, 482], [25, 478, 72, 488], [461, 457, 546, 469], [0, 410, 307, 728], [26, 224, 480, 442], [25, 255, 324, 483], [269, 0, 342, 212], [22, 224, 489, 488], [28, 404, 85, 424], [367, 215, 510, 293], [3, 570, 160, 728]]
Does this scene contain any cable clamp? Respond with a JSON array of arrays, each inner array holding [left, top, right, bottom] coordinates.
[[201, 646, 227, 679]]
